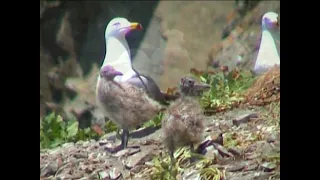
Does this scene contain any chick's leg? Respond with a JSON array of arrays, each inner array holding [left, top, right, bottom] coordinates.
[[105, 129, 130, 153], [190, 144, 198, 163], [168, 139, 176, 173], [121, 129, 129, 149]]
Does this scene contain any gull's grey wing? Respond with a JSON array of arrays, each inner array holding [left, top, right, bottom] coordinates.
[[126, 74, 179, 105]]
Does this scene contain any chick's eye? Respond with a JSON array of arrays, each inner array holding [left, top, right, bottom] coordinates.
[[114, 22, 120, 27]]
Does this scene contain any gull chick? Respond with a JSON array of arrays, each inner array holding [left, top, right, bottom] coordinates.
[[162, 76, 211, 163], [97, 65, 165, 153]]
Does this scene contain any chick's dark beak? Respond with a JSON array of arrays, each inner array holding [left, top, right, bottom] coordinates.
[[194, 82, 211, 91]]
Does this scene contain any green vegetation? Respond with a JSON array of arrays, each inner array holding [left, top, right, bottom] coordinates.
[[104, 120, 118, 133], [40, 112, 164, 150], [149, 147, 224, 180], [40, 112, 102, 149], [143, 112, 164, 128], [194, 68, 256, 113]]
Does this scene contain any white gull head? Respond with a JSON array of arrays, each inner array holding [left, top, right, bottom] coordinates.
[[253, 12, 280, 75], [99, 17, 143, 83], [262, 12, 279, 30], [105, 17, 142, 38]]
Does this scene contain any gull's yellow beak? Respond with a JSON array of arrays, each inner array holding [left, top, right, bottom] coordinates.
[[130, 22, 143, 30], [272, 19, 279, 27], [274, 16, 279, 27]]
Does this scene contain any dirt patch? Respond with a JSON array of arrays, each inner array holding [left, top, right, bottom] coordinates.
[[245, 66, 280, 106]]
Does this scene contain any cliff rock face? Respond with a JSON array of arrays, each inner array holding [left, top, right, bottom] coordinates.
[[40, 1, 103, 118], [155, 1, 236, 87], [40, 1, 280, 127]]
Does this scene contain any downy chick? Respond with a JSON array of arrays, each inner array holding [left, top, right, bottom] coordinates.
[[162, 76, 211, 162], [96, 65, 165, 153]]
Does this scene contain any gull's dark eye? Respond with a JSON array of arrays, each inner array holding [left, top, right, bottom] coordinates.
[[113, 22, 120, 27]]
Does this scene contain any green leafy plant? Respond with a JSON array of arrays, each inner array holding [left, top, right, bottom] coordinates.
[[150, 147, 223, 180], [193, 69, 256, 113], [150, 147, 192, 180], [200, 166, 224, 180], [143, 112, 164, 128], [40, 112, 102, 149], [104, 120, 118, 133]]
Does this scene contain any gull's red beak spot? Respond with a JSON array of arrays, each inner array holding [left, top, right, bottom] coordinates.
[[130, 22, 143, 30]]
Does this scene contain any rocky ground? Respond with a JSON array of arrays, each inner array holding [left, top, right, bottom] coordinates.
[[40, 101, 280, 180], [41, 67, 280, 179]]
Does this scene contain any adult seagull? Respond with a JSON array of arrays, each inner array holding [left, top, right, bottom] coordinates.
[[253, 12, 280, 75], [97, 17, 178, 104]]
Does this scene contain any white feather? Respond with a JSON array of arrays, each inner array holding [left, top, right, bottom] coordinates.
[[97, 18, 138, 85], [253, 12, 280, 74], [254, 29, 280, 73], [102, 36, 136, 82]]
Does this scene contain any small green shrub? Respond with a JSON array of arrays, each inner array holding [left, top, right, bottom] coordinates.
[[143, 112, 164, 128], [40, 112, 102, 149], [193, 69, 256, 113]]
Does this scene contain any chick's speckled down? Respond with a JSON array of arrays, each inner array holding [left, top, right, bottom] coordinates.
[[162, 95, 205, 155], [97, 78, 164, 130]]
